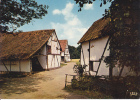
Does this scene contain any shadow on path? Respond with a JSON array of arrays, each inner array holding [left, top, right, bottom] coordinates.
[[0, 72, 53, 96]]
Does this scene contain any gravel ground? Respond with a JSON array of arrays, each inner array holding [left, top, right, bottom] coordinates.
[[0, 62, 88, 99]]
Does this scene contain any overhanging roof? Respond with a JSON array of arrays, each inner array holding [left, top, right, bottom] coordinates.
[[0, 29, 55, 60]]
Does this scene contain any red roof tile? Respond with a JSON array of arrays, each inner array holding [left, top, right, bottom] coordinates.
[[59, 40, 68, 52]]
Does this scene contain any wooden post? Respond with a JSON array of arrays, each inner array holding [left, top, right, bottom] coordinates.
[[2, 61, 9, 71], [89, 40, 90, 62], [118, 65, 125, 80], [81, 44, 85, 65], [19, 60, 21, 72], [30, 60, 32, 72], [10, 60, 11, 72], [46, 55, 48, 70], [73, 75, 76, 79], [89, 40, 91, 75], [109, 66, 113, 78], [65, 74, 68, 88]]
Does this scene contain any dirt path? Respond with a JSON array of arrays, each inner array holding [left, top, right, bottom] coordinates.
[[0, 62, 88, 99]]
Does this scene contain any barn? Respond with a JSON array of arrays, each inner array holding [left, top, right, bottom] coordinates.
[[0, 29, 61, 72], [59, 40, 70, 62], [78, 17, 137, 77]]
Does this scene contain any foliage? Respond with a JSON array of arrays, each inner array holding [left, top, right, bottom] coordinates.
[[73, 64, 87, 76], [105, 0, 139, 75], [74, 0, 112, 11], [70, 75, 140, 98], [74, 0, 140, 76], [68, 44, 81, 59], [65, 85, 113, 99], [71, 75, 99, 90], [77, 64, 87, 76], [0, 0, 48, 32]]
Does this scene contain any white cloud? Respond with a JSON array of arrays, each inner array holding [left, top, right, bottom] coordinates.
[[84, 4, 94, 10], [52, 9, 61, 15], [51, 2, 88, 47]]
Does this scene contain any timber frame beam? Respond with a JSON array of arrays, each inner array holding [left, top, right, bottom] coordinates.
[[96, 36, 111, 76], [2, 61, 9, 71]]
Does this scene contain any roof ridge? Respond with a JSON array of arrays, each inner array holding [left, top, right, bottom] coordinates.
[[59, 39, 68, 41], [78, 17, 110, 43], [14, 29, 55, 34]]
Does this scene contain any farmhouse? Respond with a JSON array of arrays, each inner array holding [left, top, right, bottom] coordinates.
[[59, 40, 70, 62], [78, 17, 137, 77], [0, 29, 61, 72]]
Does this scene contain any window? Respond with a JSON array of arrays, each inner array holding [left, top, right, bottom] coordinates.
[[47, 46, 51, 54]]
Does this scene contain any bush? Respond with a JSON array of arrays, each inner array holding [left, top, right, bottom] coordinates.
[[70, 75, 140, 99]]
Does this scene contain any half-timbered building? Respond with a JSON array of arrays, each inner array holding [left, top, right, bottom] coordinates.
[[59, 40, 70, 62], [0, 29, 61, 72]]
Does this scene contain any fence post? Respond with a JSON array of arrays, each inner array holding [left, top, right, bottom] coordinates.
[[73, 75, 76, 79], [65, 74, 68, 88]]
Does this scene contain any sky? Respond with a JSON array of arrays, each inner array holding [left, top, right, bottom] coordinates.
[[18, 0, 112, 47]]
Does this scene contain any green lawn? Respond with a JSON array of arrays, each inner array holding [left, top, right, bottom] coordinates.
[[60, 63, 67, 67]]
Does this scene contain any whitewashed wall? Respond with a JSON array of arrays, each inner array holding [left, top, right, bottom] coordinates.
[[80, 36, 137, 76], [64, 55, 70, 62], [80, 37, 109, 75], [90, 36, 109, 75], [51, 32, 60, 54], [81, 41, 90, 72], [113, 65, 138, 76], [61, 52, 64, 56], [46, 32, 61, 69], [64, 44, 70, 62], [48, 55, 61, 69], [0, 60, 31, 72], [47, 35, 52, 46]]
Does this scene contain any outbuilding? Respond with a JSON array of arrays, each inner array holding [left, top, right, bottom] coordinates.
[[0, 29, 61, 72], [59, 40, 70, 62]]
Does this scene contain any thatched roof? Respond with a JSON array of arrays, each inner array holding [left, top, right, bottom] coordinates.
[[59, 40, 68, 52], [78, 17, 111, 44], [0, 29, 55, 60]]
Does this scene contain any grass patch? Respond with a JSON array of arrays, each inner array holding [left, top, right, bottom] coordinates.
[[71, 59, 80, 65], [64, 85, 113, 99], [71, 59, 80, 66], [71, 59, 80, 62], [60, 63, 67, 67]]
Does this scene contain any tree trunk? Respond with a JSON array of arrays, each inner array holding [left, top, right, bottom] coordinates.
[[118, 65, 125, 80], [109, 66, 113, 79]]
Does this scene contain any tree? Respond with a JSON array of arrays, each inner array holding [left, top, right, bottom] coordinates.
[[74, 0, 140, 77], [104, 0, 140, 77], [68, 45, 81, 59], [76, 44, 81, 58], [0, 0, 48, 32]]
